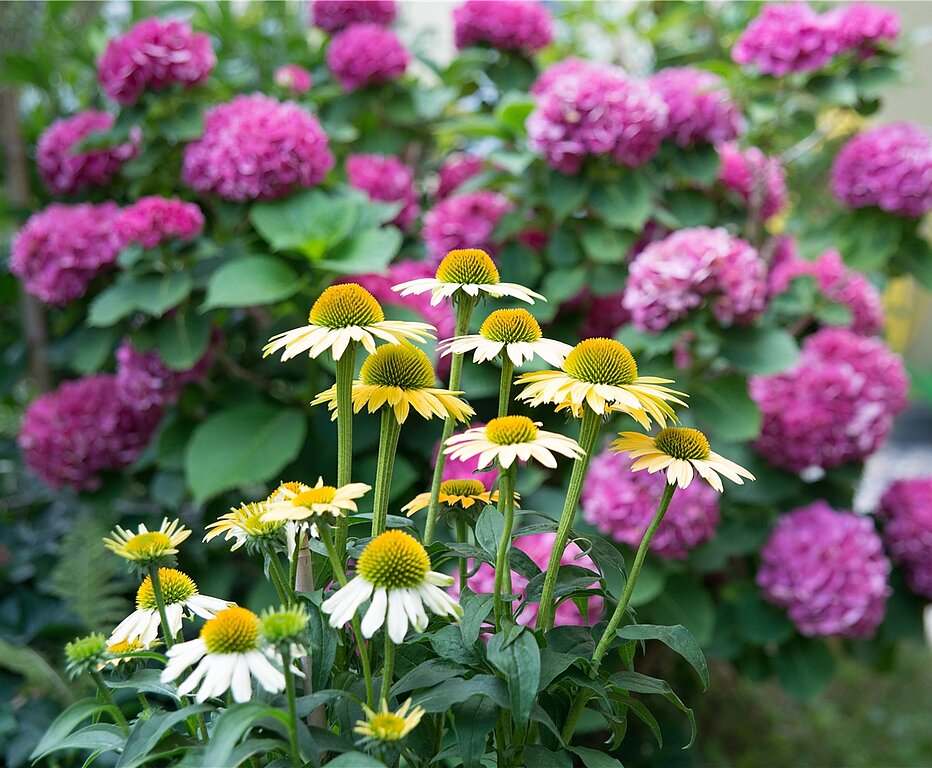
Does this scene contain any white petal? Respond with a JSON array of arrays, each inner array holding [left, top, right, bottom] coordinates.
[[247, 651, 286, 694], [361, 587, 388, 638], [387, 590, 409, 644], [230, 655, 252, 703]]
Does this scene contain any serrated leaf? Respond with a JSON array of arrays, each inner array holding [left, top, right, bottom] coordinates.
[[202, 255, 302, 309]]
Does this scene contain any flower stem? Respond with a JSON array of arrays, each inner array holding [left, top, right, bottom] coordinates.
[[372, 409, 403, 537], [282, 649, 302, 768], [493, 464, 517, 628], [497, 356, 515, 418], [90, 670, 128, 733], [334, 345, 358, 560], [381, 630, 395, 705], [455, 518, 469, 587], [535, 408, 603, 632], [264, 543, 295, 605], [424, 297, 476, 545], [147, 564, 174, 650]]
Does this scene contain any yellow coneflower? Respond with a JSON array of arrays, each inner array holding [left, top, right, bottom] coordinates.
[[103, 518, 191, 565], [354, 698, 425, 743]]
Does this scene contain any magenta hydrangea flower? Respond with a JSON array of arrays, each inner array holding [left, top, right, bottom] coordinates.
[[622, 226, 768, 332], [649, 67, 744, 147], [717, 142, 788, 220], [527, 60, 668, 173], [274, 64, 313, 95], [346, 154, 419, 229], [831, 122, 932, 218], [732, 3, 842, 77], [36, 111, 138, 195], [115, 340, 211, 410], [98, 17, 215, 105], [436, 154, 484, 199], [10, 203, 122, 306], [455, 533, 603, 627], [115, 196, 204, 249], [18, 374, 163, 492], [757, 502, 890, 638], [750, 327, 908, 473], [311, 0, 397, 33], [583, 449, 720, 560], [182, 94, 334, 201], [453, 0, 554, 53], [879, 478, 932, 599], [422, 190, 513, 264], [436, 422, 498, 491], [326, 23, 409, 92], [828, 3, 900, 51], [530, 58, 598, 96]]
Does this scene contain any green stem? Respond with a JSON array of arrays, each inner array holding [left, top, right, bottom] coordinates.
[[535, 408, 603, 632], [497, 355, 515, 418], [493, 464, 517, 628], [90, 670, 128, 733], [282, 650, 302, 768], [455, 518, 469, 587], [147, 565, 174, 650], [371, 409, 402, 537], [264, 543, 295, 605], [380, 630, 395, 706], [424, 297, 476, 545], [334, 345, 358, 560]]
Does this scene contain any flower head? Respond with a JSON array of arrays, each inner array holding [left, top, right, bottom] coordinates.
[[879, 477, 932, 599], [115, 196, 204, 249], [205, 502, 289, 551], [444, 415, 584, 470], [274, 64, 313, 94], [347, 154, 419, 229], [355, 698, 425, 744], [436, 154, 484, 199], [453, 0, 554, 53], [439, 308, 572, 367], [717, 143, 788, 220], [437, 423, 499, 490], [422, 193, 515, 265], [649, 67, 744, 147], [65, 634, 108, 678], [261, 604, 310, 652], [322, 529, 462, 642], [327, 23, 409, 92], [311, 0, 398, 33], [104, 518, 191, 565], [262, 477, 371, 523], [182, 94, 334, 201], [828, 3, 900, 50], [402, 478, 516, 524]]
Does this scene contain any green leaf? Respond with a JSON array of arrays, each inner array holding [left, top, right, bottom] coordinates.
[[68, 327, 118, 374], [568, 745, 625, 768], [610, 671, 697, 747], [428, 625, 480, 665], [0, 637, 73, 708], [773, 637, 836, 700], [327, 753, 387, 767], [117, 704, 210, 768], [106, 670, 180, 702], [495, 92, 536, 137], [689, 374, 762, 443], [184, 401, 308, 503], [840, 208, 902, 271], [486, 629, 541, 728], [413, 675, 509, 714], [591, 172, 653, 231], [30, 700, 115, 760], [250, 190, 358, 259], [459, 588, 494, 646], [667, 143, 720, 186], [666, 189, 717, 227], [202, 703, 293, 767], [474, 505, 504, 560], [547, 172, 591, 220], [392, 659, 467, 695], [88, 274, 192, 326], [579, 224, 637, 265], [451, 695, 499, 768], [202, 255, 303, 309], [617, 623, 709, 690], [718, 326, 799, 375], [32, 724, 124, 760], [734, 594, 795, 646], [317, 227, 402, 274], [538, 650, 578, 691], [306, 601, 338, 693], [524, 745, 572, 768], [153, 310, 212, 370]]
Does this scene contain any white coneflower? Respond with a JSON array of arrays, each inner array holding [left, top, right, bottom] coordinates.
[[103, 518, 191, 564], [438, 308, 572, 367], [443, 415, 585, 469], [262, 477, 371, 523], [204, 501, 289, 551]]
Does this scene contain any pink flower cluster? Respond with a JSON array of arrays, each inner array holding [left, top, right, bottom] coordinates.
[[828, 3, 900, 51], [10, 203, 122, 306], [879, 478, 932, 599], [436, 154, 484, 199], [453, 0, 554, 53], [182, 94, 334, 201], [422, 190, 513, 264], [623, 227, 768, 332], [649, 67, 744, 147], [326, 23, 409, 92], [36, 110, 138, 195], [717, 142, 788, 220], [115, 339, 211, 410], [274, 64, 313, 95], [527, 60, 668, 174], [757, 502, 890, 638], [750, 327, 908, 473], [115, 196, 205, 249], [311, 0, 398, 34], [583, 450, 720, 560], [18, 374, 163, 491], [346, 154, 419, 229], [456, 533, 603, 628], [831, 122, 932, 218], [98, 18, 215, 105]]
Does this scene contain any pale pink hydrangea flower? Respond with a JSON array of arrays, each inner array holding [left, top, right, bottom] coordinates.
[[311, 0, 397, 34], [115, 197, 204, 249], [346, 154, 419, 229], [453, 0, 554, 53], [879, 478, 932, 599], [326, 23, 409, 92], [422, 190, 513, 264], [717, 142, 788, 220], [274, 64, 313, 95], [649, 67, 744, 147]]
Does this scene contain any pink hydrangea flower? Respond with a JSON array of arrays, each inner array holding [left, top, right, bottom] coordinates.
[[828, 3, 900, 51], [436, 154, 484, 199], [274, 64, 313, 95], [311, 0, 397, 33], [831, 122, 932, 218], [732, 3, 842, 77], [10, 203, 122, 306], [622, 226, 768, 332], [530, 58, 600, 97], [36, 110, 138, 195], [649, 67, 744, 147], [717, 142, 788, 220], [326, 23, 409, 92], [436, 422, 498, 491], [879, 478, 932, 599], [757, 502, 890, 638], [453, 0, 554, 53], [115, 196, 204, 249], [583, 449, 720, 560], [455, 533, 603, 627], [182, 94, 334, 201], [98, 17, 215, 105], [422, 190, 513, 264], [18, 374, 163, 491], [346, 154, 419, 229], [527, 60, 668, 173], [750, 327, 908, 473], [115, 339, 211, 410]]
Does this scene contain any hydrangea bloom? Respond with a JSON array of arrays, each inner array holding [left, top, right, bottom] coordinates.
[[36, 111, 138, 195], [623, 227, 768, 332], [456, 533, 603, 627], [830, 122, 932, 218], [879, 478, 932, 599], [649, 67, 744, 147], [311, 0, 397, 33], [828, 3, 900, 51], [182, 94, 334, 201], [527, 60, 668, 173], [10, 203, 122, 306], [757, 502, 890, 638], [529, 58, 598, 96], [115, 197, 205, 249], [750, 327, 908, 473], [422, 190, 513, 264], [583, 449, 720, 559], [115, 340, 211, 410], [326, 24, 409, 92], [274, 64, 313, 95], [453, 0, 554, 53], [436, 154, 484, 199], [18, 375, 162, 491], [346, 154, 419, 229], [717, 142, 788, 220], [98, 18, 215, 105]]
